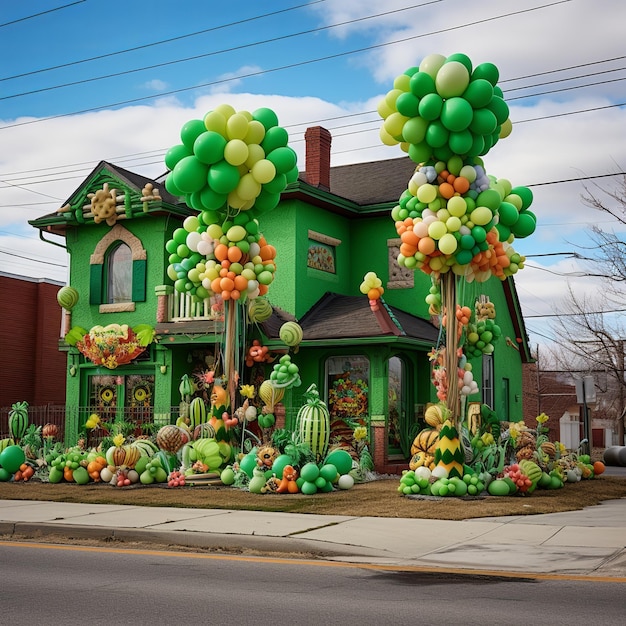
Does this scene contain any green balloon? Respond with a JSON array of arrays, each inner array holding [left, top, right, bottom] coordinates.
[[469, 108, 497, 135], [263, 172, 287, 194], [512, 212, 536, 238], [208, 160, 240, 194], [172, 156, 209, 194], [408, 142, 432, 164], [445, 53, 473, 73], [455, 249, 473, 265], [0, 445, 25, 473], [510, 186, 534, 210], [471, 225, 487, 243], [418, 92, 443, 121], [495, 222, 511, 242], [432, 144, 453, 162], [425, 120, 449, 148], [498, 201, 520, 226], [261, 126, 289, 153], [463, 79, 494, 109], [395, 92, 420, 117], [164, 173, 183, 197], [0, 467, 11, 482], [472, 62, 500, 86], [487, 96, 510, 125], [476, 188, 502, 211], [252, 107, 279, 130], [254, 189, 280, 212], [285, 165, 299, 184], [200, 186, 227, 211], [440, 97, 473, 132], [180, 119, 207, 149], [193, 131, 227, 165], [266, 146, 297, 174], [448, 129, 473, 155], [409, 71, 436, 97], [467, 133, 485, 158], [165, 144, 192, 170], [401, 116, 428, 144]]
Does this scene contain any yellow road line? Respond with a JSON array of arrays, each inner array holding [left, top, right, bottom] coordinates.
[[1, 540, 624, 583]]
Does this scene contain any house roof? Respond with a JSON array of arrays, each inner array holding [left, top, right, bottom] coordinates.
[[326, 157, 417, 206], [261, 292, 439, 345], [28, 161, 187, 234]]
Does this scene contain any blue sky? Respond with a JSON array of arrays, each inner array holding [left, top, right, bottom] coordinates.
[[1, 0, 625, 349]]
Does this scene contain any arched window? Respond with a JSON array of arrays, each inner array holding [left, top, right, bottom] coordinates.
[[107, 242, 132, 304]]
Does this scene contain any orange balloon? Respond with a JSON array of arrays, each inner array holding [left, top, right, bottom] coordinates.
[[400, 243, 417, 257], [439, 182, 455, 199], [214, 243, 229, 261], [401, 230, 419, 247], [258, 283, 269, 296], [230, 289, 241, 300], [210, 277, 222, 293], [221, 290, 232, 300], [260, 244, 276, 261], [219, 266, 229, 277], [234, 275, 248, 291], [418, 236, 436, 255], [453, 176, 470, 194], [227, 246, 243, 263], [220, 276, 235, 291], [367, 288, 380, 301]]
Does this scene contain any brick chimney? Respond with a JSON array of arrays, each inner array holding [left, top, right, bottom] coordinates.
[[304, 126, 332, 191]]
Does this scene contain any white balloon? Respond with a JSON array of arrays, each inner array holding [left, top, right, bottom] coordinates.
[[185, 231, 202, 252]]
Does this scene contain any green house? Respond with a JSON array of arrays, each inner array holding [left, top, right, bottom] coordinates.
[[29, 126, 532, 473]]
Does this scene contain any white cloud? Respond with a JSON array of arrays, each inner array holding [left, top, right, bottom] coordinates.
[[142, 79, 168, 91]]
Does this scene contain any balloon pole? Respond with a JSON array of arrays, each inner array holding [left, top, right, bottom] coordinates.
[[442, 272, 460, 429], [224, 300, 238, 411]]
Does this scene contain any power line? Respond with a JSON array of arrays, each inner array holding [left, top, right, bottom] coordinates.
[[0, 0, 574, 130], [0, 0, 328, 81], [0, 0, 87, 29], [0, 2, 442, 100]]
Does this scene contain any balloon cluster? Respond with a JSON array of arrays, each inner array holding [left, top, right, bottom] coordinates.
[[392, 156, 534, 283], [378, 53, 511, 163], [465, 317, 502, 358], [164, 105, 296, 301], [359, 271, 384, 311], [165, 104, 298, 214], [166, 213, 276, 300]]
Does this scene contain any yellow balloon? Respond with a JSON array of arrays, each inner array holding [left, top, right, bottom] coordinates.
[[384, 88, 403, 109], [438, 233, 458, 255], [227, 190, 247, 209], [393, 74, 411, 91], [245, 143, 265, 168], [224, 139, 249, 166], [376, 98, 393, 119], [204, 111, 227, 135], [245, 120, 266, 145], [226, 113, 249, 140], [214, 103, 236, 119], [499, 118, 513, 138], [237, 173, 261, 200], [379, 127, 398, 146], [383, 111, 408, 139], [251, 159, 276, 184], [238, 110, 253, 121]]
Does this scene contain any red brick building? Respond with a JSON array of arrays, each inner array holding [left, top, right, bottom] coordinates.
[[0, 272, 67, 430]]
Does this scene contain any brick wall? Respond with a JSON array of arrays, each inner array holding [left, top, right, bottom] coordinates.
[[0, 273, 67, 408]]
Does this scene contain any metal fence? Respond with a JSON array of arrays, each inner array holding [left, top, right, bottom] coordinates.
[[0, 405, 181, 447]]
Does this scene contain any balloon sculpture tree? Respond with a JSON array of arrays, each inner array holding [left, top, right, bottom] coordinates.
[[378, 53, 537, 428], [163, 104, 299, 412]]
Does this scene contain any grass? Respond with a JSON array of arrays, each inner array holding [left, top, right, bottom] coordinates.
[[1, 475, 625, 521]]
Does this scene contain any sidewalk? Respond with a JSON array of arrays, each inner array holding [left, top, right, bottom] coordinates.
[[1, 496, 625, 578]]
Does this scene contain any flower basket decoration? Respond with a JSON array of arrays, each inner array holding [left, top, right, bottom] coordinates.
[[76, 323, 155, 369]]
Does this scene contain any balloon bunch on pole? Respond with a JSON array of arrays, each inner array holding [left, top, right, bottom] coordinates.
[[378, 53, 536, 286], [379, 53, 538, 421], [164, 104, 298, 302]]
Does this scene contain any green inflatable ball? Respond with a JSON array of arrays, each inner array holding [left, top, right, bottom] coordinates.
[[0, 445, 26, 474], [299, 462, 320, 483], [324, 449, 353, 475], [0, 467, 11, 482]]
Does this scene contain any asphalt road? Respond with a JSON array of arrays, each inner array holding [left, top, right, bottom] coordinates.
[[1, 541, 624, 625]]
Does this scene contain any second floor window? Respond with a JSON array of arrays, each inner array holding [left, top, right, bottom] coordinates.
[[107, 242, 132, 304]]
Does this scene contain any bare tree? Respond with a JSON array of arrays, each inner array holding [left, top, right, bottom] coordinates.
[[546, 174, 626, 443]]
